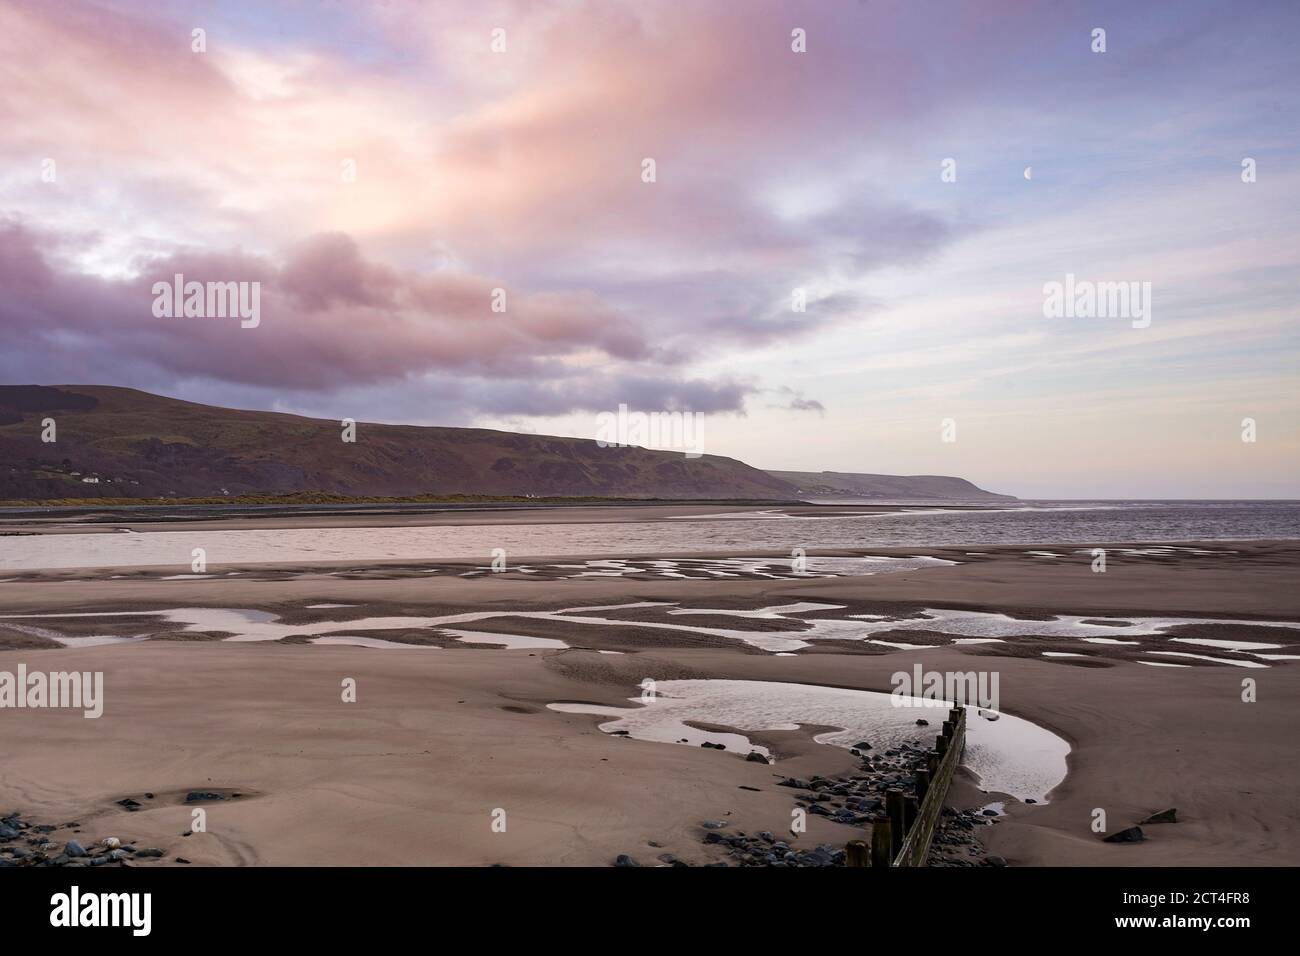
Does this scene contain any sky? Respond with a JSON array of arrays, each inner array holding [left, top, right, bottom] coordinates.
[[1, 0, 1297, 498]]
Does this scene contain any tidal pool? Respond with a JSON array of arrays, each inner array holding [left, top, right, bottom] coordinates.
[[549, 679, 1070, 803]]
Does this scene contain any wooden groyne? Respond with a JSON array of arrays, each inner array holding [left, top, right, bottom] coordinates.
[[845, 706, 967, 867]]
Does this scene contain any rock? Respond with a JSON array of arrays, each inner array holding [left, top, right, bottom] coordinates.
[[703, 832, 726, 845], [701, 820, 727, 829], [89, 855, 107, 866], [1139, 808, 1177, 825], [745, 751, 769, 764], [759, 831, 775, 843], [103, 837, 121, 849], [613, 854, 640, 867], [0, 825, 19, 840], [853, 741, 872, 750], [64, 840, 87, 858], [1103, 826, 1145, 844], [175, 857, 191, 864], [987, 855, 1008, 867], [108, 849, 128, 861], [134, 848, 164, 858], [915, 719, 929, 726], [185, 791, 225, 803], [144, 793, 155, 799], [981, 809, 999, 817], [116, 798, 141, 811], [52, 854, 69, 865], [1025, 798, 1037, 804], [12, 847, 30, 859]]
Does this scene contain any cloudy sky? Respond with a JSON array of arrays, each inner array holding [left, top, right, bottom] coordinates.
[[1, 0, 1296, 497]]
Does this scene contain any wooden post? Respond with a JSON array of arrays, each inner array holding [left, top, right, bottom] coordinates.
[[870, 817, 892, 867], [942, 719, 954, 740], [916, 767, 931, 802], [903, 794, 919, 834], [886, 788, 905, 859], [845, 839, 868, 868], [936, 735, 948, 758], [950, 707, 963, 725]]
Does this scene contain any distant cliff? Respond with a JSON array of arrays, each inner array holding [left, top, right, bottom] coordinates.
[[765, 469, 1015, 501]]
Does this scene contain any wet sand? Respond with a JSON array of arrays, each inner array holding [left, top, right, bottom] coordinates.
[[1, 530, 1297, 867]]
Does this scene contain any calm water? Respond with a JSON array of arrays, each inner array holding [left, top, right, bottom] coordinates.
[[1, 500, 1296, 571]]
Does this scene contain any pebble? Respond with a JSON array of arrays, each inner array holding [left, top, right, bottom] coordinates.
[[694, 734, 1000, 868], [1103, 826, 1145, 844], [1139, 808, 1177, 825]]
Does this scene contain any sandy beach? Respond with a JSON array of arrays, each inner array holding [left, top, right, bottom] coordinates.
[[2, 507, 1297, 868]]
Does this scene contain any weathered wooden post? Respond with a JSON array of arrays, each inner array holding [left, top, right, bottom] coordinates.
[[870, 816, 892, 867], [916, 767, 931, 802], [845, 839, 868, 868], [903, 794, 919, 834], [935, 734, 948, 759], [942, 719, 954, 740], [886, 787, 905, 859]]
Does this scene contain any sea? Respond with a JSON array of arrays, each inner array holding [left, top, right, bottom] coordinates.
[[1, 500, 1297, 571]]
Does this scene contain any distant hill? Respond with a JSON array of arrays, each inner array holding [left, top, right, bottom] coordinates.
[[0, 385, 797, 501], [766, 469, 1015, 501]]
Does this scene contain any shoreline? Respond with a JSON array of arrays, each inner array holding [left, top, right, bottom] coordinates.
[[2, 511, 1297, 868]]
